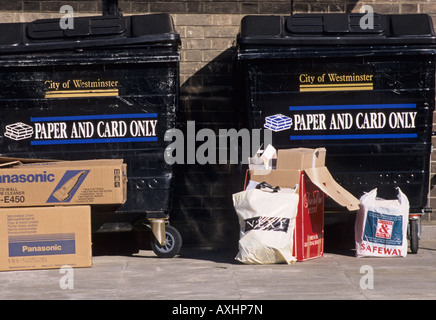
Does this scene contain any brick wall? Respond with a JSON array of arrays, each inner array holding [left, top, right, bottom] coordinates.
[[1, 0, 436, 248], [2, 1, 435, 15]]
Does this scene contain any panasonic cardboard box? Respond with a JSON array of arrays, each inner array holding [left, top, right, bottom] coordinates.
[[0, 158, 127, 207], [0, 205, 92, 271], [247, 147, 360, 261]]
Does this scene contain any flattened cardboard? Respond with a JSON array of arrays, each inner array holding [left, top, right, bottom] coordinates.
[[0, 206, 92, 271], [0, 158, 127, 207]]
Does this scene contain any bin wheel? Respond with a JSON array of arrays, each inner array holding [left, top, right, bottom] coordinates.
[[150, 225, 182, 258], [409, 219, 419, 254]]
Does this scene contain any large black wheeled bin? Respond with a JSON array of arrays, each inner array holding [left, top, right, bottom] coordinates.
[[237, 13, 436, 253], [0, 3, 182, 257]]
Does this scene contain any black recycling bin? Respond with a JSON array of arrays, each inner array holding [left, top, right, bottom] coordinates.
[[238, 13, 436, 253], [0, 5, 182, 257]]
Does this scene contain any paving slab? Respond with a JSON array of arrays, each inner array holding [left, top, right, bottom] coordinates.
[[0, 240, 435, 301]]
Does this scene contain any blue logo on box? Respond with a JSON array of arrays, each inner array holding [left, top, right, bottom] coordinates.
[[8, 233, 76, 257], [47, 170, 90, 203]]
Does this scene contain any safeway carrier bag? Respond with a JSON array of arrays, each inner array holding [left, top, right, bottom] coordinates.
[[232, 182, 299, 264], [355, 188, 409, 258]]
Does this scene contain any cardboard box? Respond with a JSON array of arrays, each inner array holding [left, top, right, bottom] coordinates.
[[0, 158, 127, 207], [276, 147, 326, 170], [247, 147, 360, 261], [0, 206, 92, 271]]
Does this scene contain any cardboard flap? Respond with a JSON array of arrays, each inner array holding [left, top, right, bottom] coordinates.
[[304, 166, 360, 211], [0, 156, 58, 165], [0, 160, 22, 168], [20, 159, 124, 168]]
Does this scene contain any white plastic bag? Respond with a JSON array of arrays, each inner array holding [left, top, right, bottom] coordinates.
[[355, 188, 409, 258], [232, 182, 299, 264]]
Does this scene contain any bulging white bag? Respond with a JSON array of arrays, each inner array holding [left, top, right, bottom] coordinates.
[[232, 182, 299, 264], [355, 188, 409, 258]]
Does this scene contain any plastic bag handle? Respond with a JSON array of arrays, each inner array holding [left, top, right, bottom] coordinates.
[[255, 182, 281, 193]]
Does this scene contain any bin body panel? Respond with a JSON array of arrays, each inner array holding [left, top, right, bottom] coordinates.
[[238, 15, 436, 213], [0, 14, 180, 229]]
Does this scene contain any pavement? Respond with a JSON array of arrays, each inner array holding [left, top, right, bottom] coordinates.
[[0, 235, 436, 301]]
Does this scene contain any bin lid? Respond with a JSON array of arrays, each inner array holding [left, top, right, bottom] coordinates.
[[0, 13, 180, 55], [238, 13, 436, 47]]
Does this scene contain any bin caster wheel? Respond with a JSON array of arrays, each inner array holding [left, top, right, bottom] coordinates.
[[150, 225, 182, 258], [409, 219, 419, 254]]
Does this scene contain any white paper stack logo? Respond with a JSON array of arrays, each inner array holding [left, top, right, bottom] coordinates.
[[4, 122, 34, 141], [264, 114, 292, 132]]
